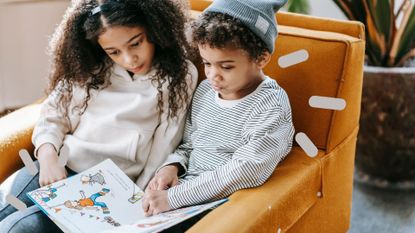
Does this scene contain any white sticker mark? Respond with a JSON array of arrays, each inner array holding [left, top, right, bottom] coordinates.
[[295, 132, 318, 157], [278, 49, 309, 68], [309, 96, 346, 110], [19, 149, 38, 176], [6, 194, 27, 211]]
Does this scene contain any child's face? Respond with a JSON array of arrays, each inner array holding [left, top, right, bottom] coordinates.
[[199, 45, 268, 100], [98, 26, 155, 75]]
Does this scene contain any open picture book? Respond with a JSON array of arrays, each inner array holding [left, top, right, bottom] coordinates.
[[27, 159, 227, 233]]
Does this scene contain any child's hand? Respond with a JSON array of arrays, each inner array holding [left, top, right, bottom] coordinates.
[[37, 143, 68, 186], [142, 189, 170, 216], [147, 165, 179, 191]]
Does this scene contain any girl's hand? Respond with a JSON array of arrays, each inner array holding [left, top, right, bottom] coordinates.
[[37, 143, 67, 186], [147, 165, 179, 191], [142, 190, 170, 216]]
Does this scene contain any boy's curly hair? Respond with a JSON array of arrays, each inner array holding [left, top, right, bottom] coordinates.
[[48, 0, 191, 119], [191, 12, 269, 61]]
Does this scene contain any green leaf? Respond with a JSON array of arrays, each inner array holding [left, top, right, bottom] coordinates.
[[366, 0, 393, 42], [286, 0, 310, 14], [345, 0, 367, 22], [396, 4, 415, 66], [324, 0, 414, 66], [363, 1, 387, 65]]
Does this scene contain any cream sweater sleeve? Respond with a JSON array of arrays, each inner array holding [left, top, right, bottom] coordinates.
[[135, 61, 198, 189], [32, 83, 84, 156]]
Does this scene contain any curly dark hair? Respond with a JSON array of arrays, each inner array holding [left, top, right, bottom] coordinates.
[[190, 12, 269, 61], [47, 0, 192, 119]]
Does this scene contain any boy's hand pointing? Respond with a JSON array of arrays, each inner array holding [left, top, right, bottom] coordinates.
[[142, 190, 170, 216]]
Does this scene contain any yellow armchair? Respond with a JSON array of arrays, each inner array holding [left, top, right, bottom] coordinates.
[[0, 2, 365, 232]]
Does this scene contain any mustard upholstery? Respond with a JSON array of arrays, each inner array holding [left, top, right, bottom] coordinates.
[[0, 104, 39, 181], [0, 1, 365, 232]]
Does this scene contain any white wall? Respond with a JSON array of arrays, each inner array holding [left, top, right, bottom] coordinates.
[[308, 0, 347, 20], [0, 0, 70, 111]]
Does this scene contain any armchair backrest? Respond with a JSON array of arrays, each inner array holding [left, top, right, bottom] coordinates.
[[273, 12, 365, 153], [190, 1, 365, 153]]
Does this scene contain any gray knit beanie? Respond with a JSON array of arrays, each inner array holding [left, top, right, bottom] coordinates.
[[205, 0, 287, 53]]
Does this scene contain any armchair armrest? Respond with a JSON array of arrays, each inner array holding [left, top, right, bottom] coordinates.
[[0, 104, 40, 183]]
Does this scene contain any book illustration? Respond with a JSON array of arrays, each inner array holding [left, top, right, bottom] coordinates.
[[128, 184, 144, 204], [136, 219, 170, 228], [103, 216, 121, 227], [27, 159, 226, 233], [134, 202, 214, 229], [81, 170, 106, 186], [102, 199, 227, 233], [27, 160, 139, 232], [160, 205, 200, 218], [64, 188, 111, 214], [30, 183, 65, 203]]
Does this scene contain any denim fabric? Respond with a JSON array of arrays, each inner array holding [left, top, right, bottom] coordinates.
[[0, 162, 41, 220], [0, 161, 75, 233], [0, 205, 62, 233]]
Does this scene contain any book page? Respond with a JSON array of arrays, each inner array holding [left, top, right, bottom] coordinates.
[[27, 159, 145, 233], [101, 199, 227, 233], [27, 159, 227, 233]]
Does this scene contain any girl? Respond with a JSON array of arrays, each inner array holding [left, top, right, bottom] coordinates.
[[0, 0, 197, 232]]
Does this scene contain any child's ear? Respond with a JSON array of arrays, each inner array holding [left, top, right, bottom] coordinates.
[[256, 51, 272, 69]]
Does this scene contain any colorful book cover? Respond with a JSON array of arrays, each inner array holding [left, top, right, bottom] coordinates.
[[27, 159, 226, 233]]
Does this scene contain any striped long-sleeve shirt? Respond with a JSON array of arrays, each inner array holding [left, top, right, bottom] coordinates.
[[163, 77, 295, 209]]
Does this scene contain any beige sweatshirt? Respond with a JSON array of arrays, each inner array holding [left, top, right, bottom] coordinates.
[[32, 61, 198, 189]]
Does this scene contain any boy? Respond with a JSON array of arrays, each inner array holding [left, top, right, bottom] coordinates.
[[143, 0, 293, 219]]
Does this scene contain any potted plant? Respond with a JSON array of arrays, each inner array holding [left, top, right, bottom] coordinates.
[[332, 0, 415, 188], [287, 0, 415, 187]]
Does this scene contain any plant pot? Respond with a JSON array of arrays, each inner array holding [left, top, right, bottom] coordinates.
[[355, 66, 415, 189]]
